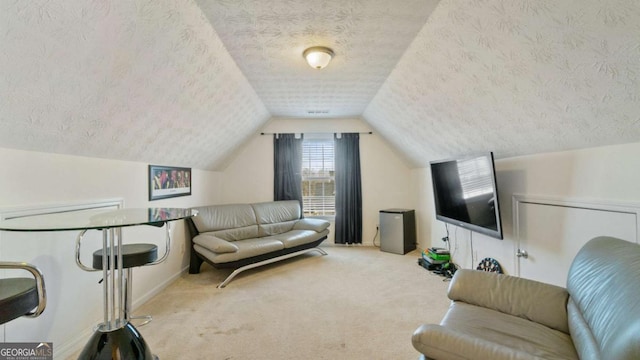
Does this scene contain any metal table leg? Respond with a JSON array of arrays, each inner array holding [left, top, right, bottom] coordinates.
[[77, 227, 156, 359]]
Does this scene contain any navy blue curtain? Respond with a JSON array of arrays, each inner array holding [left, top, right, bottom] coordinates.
[[334, 133, 362, 244], [273, 134, 303, 205]]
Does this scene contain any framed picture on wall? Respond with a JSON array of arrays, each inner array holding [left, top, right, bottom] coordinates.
[[148, 165, 192, 201]]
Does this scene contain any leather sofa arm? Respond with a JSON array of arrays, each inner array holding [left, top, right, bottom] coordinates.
[[193, 234, 239, 254], [293, 218, 330, 232], [448, 269, 569, 333], [412, 324, 538, 360]]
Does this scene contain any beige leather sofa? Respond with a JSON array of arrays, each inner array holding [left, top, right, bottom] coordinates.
[[412, 236, 640, 360], [186, 200, 330, 287]]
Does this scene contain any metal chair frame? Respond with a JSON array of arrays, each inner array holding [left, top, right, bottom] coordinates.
[[0, 262, 47, 320]]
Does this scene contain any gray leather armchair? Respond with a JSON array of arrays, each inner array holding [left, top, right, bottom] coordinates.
[[412, 236, 640, 360]]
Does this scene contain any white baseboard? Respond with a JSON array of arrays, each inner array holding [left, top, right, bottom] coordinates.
[[132, 266, 190, 310]]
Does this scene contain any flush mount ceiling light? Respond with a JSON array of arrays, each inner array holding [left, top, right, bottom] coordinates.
[[303, 46, 334, 69]]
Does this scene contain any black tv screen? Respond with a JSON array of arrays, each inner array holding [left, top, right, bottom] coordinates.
[[430, 152, 503, 239]]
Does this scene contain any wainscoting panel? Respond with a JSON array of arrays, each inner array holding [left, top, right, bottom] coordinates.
[[513, 195, 638, 287]]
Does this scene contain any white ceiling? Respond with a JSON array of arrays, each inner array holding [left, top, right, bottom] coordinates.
[[365, 0, 640, 166], [196, 0, 440, 118], [1, 0, 639, 170]]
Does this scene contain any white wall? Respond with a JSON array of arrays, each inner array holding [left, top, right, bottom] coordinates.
[[417, 141, 640, 276], [222, 131, 640, 278], [0, 147, 220, 358], [4, 129, 635, 357], [221, 118, 418, 246]]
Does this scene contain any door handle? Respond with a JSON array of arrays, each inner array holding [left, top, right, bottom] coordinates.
[[516, 249, 528, 259]]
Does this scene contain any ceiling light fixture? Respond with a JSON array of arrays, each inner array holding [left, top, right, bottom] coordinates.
[[303, 46, 334, 69]]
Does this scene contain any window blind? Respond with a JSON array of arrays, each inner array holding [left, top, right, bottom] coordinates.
[[302, 139, 335, 216]]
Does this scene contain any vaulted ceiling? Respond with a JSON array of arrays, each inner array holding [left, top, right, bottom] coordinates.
[[1, 0, 639, 170], [195, 0, 439, 118]]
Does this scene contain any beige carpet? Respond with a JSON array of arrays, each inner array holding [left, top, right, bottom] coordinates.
[[77, 246, 452, 359]]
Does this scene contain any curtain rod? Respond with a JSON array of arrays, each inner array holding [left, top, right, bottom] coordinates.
[[260, 131, 373, 135]]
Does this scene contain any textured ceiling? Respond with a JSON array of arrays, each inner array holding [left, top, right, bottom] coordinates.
[[196, 0, 440, 118], [1, 0, 639, 171], [365, 0, 640, 166], [0, 0, 269, 170]]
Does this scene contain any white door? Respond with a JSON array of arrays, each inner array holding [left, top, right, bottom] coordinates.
[[515, 199, 637, 287]]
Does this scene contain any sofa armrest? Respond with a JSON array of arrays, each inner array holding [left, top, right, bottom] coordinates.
[[448, 269, 569, 333], [193, 234, 239, 254], [293, 218, 330, 232], [412, 324, 537, 360]]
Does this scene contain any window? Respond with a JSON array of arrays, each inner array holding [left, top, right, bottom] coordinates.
[[301, 138, 335, 217]]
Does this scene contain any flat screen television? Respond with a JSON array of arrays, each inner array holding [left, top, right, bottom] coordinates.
[[429, 152, 503, 239]]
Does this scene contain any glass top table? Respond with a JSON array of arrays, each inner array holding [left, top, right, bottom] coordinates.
[[0, 207, 197, 360], [0, 207, 196, 232]]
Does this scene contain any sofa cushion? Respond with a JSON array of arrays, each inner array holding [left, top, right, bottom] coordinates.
[[193, 234, 238, 254], [259, 220, 297, 237], [448, 269, 569, 334], [252, 200, 301, 237], [293, 218, 331, 232], [272, 229, 330, 248], [566, 236, 640, 360], [252, 200, 301, 223], [210, 226, 259, 242], [191, 204, 257, 233], [413, 302, 578, 360], [195, 238, 285, 264]]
